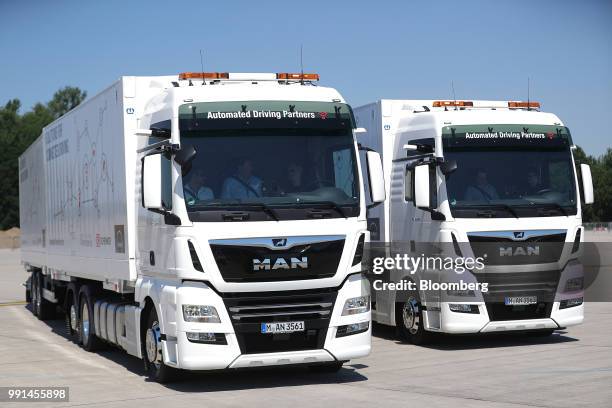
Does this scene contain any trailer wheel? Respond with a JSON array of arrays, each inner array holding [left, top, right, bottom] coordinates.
[[64, 283, 80, 341], [396, 292, 431, 345], [32, 272, 54, 320], [78, 286, 104, 351], [143, 306, 177, 383]]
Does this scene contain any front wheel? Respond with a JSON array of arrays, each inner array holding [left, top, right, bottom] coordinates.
[[396, 293, 431, 345], [144, 307, 177, 383]]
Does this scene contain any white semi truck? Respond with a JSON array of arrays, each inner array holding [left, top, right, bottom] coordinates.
[[19, 72, 386, 382], [355, 99, 593, 344]]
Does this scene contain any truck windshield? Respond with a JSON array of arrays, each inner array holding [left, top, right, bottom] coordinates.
[[442, 124, 577, 218], [178, 101, 360, 221]]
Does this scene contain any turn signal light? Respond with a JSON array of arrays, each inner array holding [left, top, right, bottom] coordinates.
[[432, 101, 474, 107], [508, 101, 540, 108], [178, 72, 229, 80], [277, 73, 320, 81]]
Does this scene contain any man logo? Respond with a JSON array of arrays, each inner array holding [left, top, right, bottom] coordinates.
[[253, 257, 308, 271], [513, 231, 525, 239], [500, 246, 540, 256], [272, 238, 287, 247]]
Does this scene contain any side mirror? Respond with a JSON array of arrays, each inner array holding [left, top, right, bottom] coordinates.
[[142, 153, 172, 210], [580, 163, 594, 204], [174, 145, 197, 167], [440, 159, 457, 175], [366, 151, 386, 203], [414, 164, 430, 208]]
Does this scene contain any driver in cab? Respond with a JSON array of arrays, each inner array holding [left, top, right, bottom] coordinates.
[[464, 168, 499, 201], [221, 157, 263, 199]]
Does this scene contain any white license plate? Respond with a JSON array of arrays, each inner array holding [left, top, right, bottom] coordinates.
[[505, 296, 538, 306], [261, 321, 305, 334]]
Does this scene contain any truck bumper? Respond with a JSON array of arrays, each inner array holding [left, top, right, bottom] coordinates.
[[163, 274, 371, 370], [434, 300, 584, 334]]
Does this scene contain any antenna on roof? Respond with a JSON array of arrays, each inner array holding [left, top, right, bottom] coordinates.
[[527, 77, 530, 111], [451, 81, 457, 110], [200, 49, 206, 86], [300, 44, 304, 85]]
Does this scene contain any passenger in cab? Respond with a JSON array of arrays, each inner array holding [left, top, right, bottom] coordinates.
[[184, 168, 214, 205]]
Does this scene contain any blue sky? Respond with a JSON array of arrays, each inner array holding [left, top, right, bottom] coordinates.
[[1, 0, 610, 154]]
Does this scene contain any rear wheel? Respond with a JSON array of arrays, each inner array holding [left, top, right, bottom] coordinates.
[[396, 292, 431, 345], [32, 272, 54, 320], [79, 286, 104, 351], [64, 283, 80, 341], [144, 306, 177, 383]]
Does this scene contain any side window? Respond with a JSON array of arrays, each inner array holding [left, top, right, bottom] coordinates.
[[332, 147, 355, 197], [404, 166, 414, 202], [430, 165, 438, 208], [161, 154, 173, 210]]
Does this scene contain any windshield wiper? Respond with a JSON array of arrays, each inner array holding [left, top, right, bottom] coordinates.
[[517, 202, 569, 217], [456, 204, 519, 218], [243, 203, 280, 221], [292, 201, 348, 218], [188, 202, 280, 221]]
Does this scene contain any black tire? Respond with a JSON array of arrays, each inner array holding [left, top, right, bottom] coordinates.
[[32, 272, 55, 320], [64, 283, 80, 341], [396, 291, 431, 345], [25, 276, 32, 303], [308, 361, 344, 373], [143, 306, 177, 383], [78, 285, 104, 351]]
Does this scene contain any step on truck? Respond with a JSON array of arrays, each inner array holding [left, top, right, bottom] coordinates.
[[354, 99, 593, 344], [19, 72, 386, 382]]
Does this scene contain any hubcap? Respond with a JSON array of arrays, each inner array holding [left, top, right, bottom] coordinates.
[[145, 321, 162, 367], [402, 297, 420, 335], [81, 302, 90, 344], [70, 304, 78, 331]]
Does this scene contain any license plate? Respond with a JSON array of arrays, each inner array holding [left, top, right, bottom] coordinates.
[[261, 321, 305, 334], [505, 296, 538, 306]]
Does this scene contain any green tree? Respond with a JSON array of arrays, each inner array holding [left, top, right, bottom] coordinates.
[[0, 88, 86, 229], [47, 87, 87, 119]]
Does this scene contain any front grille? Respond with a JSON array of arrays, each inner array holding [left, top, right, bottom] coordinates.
[[223, 288, 337, 354], [475, 270, 560, 321], [468, 232, 566, 265], [210, 239, 345, 282]]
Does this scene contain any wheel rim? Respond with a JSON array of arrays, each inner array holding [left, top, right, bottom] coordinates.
[[70, 303, 78, 331], [402, 297, 420, 335], [81, 301, 90, 344], [145, 321, 162, 367]]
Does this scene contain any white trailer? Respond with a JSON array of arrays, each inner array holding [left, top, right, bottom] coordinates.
[[19, 73, 385, 382], [355, 99, 593, 344]]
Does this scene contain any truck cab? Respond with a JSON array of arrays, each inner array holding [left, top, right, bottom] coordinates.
[[20, 72, 386, 382], [355, 99, 593, 343]]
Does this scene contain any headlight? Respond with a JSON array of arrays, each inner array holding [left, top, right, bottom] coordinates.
[[342, 296, 370, 316], [565, 277, 584, 292], [182, 305, 221, 323]]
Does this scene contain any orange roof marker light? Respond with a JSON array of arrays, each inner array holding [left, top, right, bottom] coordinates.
[[432, 100, 474, 107], [508, 101, 541, 109], [276, 73, 320, 81], [178, 72, 229, 80]]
